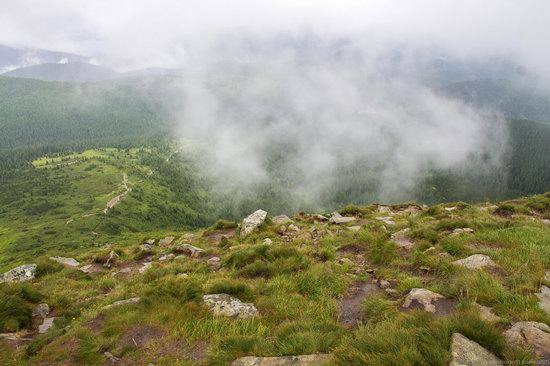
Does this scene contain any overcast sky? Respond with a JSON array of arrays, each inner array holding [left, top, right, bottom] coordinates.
[[1, 0, 549, 72]]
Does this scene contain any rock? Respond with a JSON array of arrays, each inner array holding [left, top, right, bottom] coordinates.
[[338, 258, 354, 266], [49, 256, 80, 267], [103, 297, 140, 310], [535, 285, 550, 315], [179, 233, 197, 242], [272, 215, 292, 225], [288, 224, 300, 232], [475, 304, 500, 322], [445, 207, 457, 212], [104, 351, 121, 364], [144, 239, 155, 245], [263, 238, 273, 246], [375, 216, 395, 226], [158, 236, 175, 246], [139, 244, 152, 251], [175, 244, 204, 258], [379, 279, 391, 289], [377, 206, 394, 215], [543, 219, 550, 226], [313, 214, 329, 221], [231, 354, 331, 366], [545, 271, 550, 282], [32, 304, 50, 318], [139, 262, 152, 274], [80, 264, 101, 274], [0, 264, 36, 283], [38, 317, 55, 334], [330, 212, 356, 224], [203, 294, 259, 319], [241, 210, 268, 237], [207, 257, 221, 269], [504, 321, 550, 358], [385, 288, 398, 294], [451, 228, 474, 236], [158, 253, 175, 262], [453, 255, 496, 270], [104, 251, 119, 268], [402, 288, 445, 313], [347, 226, 361, 232], [295, 232, 313, 242], [391, 228, 414, 250], [449, 333, 501, 366]]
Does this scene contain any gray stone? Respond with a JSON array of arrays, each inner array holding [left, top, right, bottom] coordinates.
[[139, 244, 152, 251], [272, 215, 292, 225], [391, 228, 414, 250], [49, 256, 80, 267], [203, 294, 259, 319], [402, 288, 445, 313], [535, 285, 550, 315], [144, 239, 155, 245], [263, 238, 273, 246], [207, 257, 221, 269], [231, 354, 331, 366], [330, 212, 356, 224], [32, 303, 50, 318], [0, 264, 36, 283], [379, 279, 391, 289], [545, 271, 550, 282], [313, 214, 329, 221], [80, 264, 101, 274], [453, 255, 496, 270], [104, 351, 121, 364], [375, 216, 395, 226], [38, 317, 55, 334], [241, 210, 268, 237], [288, 224, 300, 232], [103, 297, 140, 310], [176, 243, 204, 258], [450, 333, 501, 366], [504, 321, 550, 359], [347, 226, 361, 232], [139, 262, 152, 274], [158, 253, 174, 262], [158, 236, 175, 246], [475, 304, 500, 322]]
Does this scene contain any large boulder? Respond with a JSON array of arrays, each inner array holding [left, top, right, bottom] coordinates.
[[38, 317, 56, 334], [272, 215, 292, 225], [241, 210, 268, 238], [453, 255, 496, 270], [203, 294, 259, 319], [32, 304, 50, 318], [402, 288, 446, 313], [231, 354, 331, 366], [504, 321, 550, 359], [49, 256, 80, 267], [450, 333, 501, 366], [0, 264, 36, 283], [535, 285, 550, 315]]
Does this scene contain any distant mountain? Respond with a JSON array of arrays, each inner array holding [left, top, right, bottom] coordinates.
[[2, 62, 118, 82], [0, 44, 88, 73], [443, 78, 550, 123]]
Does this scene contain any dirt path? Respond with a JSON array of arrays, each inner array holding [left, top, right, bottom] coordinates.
[[339, 280, 382, 328], [103, 173, 131, 214]]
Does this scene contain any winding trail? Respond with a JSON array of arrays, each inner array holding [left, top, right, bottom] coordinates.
[[103, 173, 131, 214]]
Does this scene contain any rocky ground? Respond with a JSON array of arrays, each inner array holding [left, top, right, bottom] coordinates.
[[1, 194, 550, 365]]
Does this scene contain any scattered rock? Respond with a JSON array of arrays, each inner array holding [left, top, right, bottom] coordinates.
[[450, 333, 501, 366], [475, 304, 500, 322], [103, 297, 140, 310], [179, 233, 197, 242], [80, 264, 102, 274], [504, 321, 550, 359], [231, 354, 331, 366], [535, 285, 550, 315], [313, 214, 329, 221], [451, 228, 475, 236], [272, 215, 292, 225], [347, 226, 361, 232], [104, 251, 119, 268], [453, 254, 496, 270], [32, 304, 50, 318], [445, 207, 457, 212], [144, 239, 155, 245], [49, 256, 80, 267], [0, 264, 36, 283], [158, 236, 175, 246], [38, 317, 55, 334], [330, 212, 356, 224], [263, 238, 273, 246], [207, 257, 221, 270], [288, 224, 300, 232], [375, 216, 395, 226], [377, 206, 394, 215], [379, 279, 391, 289], [391, 228, 414, 250], [402, 288, 446, 313], [175, 244, 204, 258], [139, 262, 152, 274], [240, 210, 268, 237], [202, 294, 259, 319], [140, 244, 152, 251], [158, 253, 175, 262], [104, 351, 121, 364]]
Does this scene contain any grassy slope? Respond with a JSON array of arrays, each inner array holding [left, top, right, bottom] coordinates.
[[1, 185, 549, 364]]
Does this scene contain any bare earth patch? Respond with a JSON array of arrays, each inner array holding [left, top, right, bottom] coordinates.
[[203, 228, 237, 244], [339, 280, 382, 328]]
